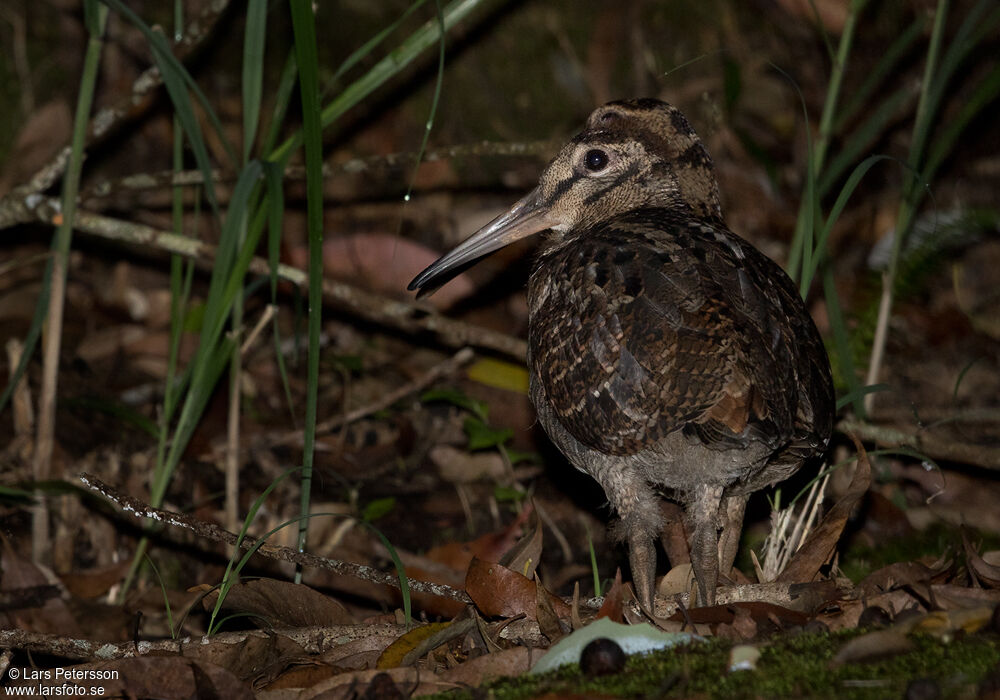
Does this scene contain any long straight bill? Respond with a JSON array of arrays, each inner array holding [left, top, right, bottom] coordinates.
[[408, 188, 557, 294]]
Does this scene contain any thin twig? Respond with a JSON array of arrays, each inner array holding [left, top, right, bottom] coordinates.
[[78, 473, 472, 604], [240, 304, 277, 357], [269, 346, 477, 448], [863, 277, 893, 415], [80, 139, 559, 201]]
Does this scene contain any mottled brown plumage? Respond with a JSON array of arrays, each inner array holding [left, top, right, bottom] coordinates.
[[410, 98, 834, 608]]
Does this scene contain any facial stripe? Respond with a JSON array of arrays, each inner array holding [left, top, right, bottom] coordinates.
[[582, 162, 641, 206], [544, 173, 577, 206]]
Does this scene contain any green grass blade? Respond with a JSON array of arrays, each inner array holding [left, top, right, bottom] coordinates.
[[260, 52, 298, 157], [362, 521, 412, 627], [263, 163, 297, 421], [154, 163, 264, 506], [903, 0, 951, 194], [781, 69, 814, 284], [810, 0, 868, 178], [817, 84, 913, 197], [920, 1, 999, 158], [0, 3, 108, 415], [836, 383, 889, 411], [242, 0, 268, 163], [587, 531, 601, 598], [288, 0, 325, 563], [143, 555, 176, 638], [155, 338, 235, 505], [328, 0, 429, 87], [805, 154, 895, 285], [787, 0, 865, 285], [402, 0, 446, 205], [0, 262, 53, 414], [209, 467, 302, 632]]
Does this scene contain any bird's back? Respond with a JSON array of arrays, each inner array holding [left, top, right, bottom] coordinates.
[[527, 207, 833, 490]]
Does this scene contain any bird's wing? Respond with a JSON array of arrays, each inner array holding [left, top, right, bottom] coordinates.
[[529, 210, 823, 457]]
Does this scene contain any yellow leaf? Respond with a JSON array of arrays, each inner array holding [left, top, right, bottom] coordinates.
[[466, 358, 529, 394], [376, 621, 452, 669]]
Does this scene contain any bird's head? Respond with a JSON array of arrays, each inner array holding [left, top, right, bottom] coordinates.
[[409, 98, 721, 295]]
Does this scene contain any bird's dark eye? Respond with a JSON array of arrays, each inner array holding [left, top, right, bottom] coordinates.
[[584, 149, 609, 172]]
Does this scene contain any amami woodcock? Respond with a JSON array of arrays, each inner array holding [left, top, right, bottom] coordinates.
[[409, 98, 834, 609]]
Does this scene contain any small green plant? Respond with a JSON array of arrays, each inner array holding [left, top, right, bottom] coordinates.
[[362, 496, 397, 522], [587, 530, 602, 598]]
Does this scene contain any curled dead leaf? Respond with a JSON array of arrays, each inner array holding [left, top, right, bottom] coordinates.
[[465, 557, 570, 620]]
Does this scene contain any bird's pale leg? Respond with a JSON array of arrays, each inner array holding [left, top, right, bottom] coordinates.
[[627, 530, 657, 611], [599, 468, 662, 611], [717, 493, 748, 583], [686, 484, 724, 606]]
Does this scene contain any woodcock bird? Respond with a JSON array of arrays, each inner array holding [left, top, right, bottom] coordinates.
[[409, 98, 834, 608]]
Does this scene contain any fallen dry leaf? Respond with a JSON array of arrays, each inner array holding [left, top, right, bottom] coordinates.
[[657, 563, 695, 598], [59, 561, 131, 599], [465, 557, 571, 619], [317, 633, 398, 671], [830, 629, 914, 667], [906, 607, 996, 637], [1, 540, 80, 637], [437, 646, 548, 687], [297, 666, 455, 699], [376, 621, 454, 669], [182, 631, 308, 685], [431, 444, 507, 483], [535, 573, 567, 642], [668, 601, 808, 630], [202, 578, 354, 627], [407, 507, 532, 617], [596, 569, 624, 622], [857, 560, 948, 597]]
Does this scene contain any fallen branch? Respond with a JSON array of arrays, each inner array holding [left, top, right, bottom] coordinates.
[[838, 417, 1000, 471], [5, 197, 527, 360], [0, 623, 403, 661], [78, 473, 472, 605]]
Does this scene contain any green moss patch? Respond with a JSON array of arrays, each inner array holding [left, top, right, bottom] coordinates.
[[429, 627, 999, 699]]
